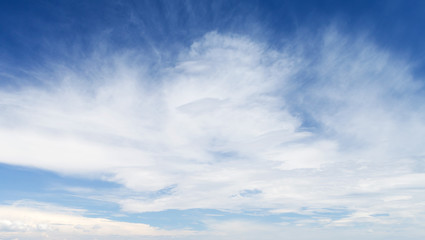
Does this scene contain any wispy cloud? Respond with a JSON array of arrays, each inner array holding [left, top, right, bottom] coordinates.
[[1, 28, 425, 236]]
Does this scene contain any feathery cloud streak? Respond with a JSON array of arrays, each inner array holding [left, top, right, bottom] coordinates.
[[1, 29, 425, 238]]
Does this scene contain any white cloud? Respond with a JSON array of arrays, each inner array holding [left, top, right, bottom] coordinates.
[[0, 203, 193, 239], [0, 29, 425, 233]]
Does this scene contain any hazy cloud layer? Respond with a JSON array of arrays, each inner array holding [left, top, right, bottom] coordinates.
[[0, 202, 192, 240]]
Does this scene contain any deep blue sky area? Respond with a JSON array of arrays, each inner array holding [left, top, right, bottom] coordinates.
[[1, 0, 425, 77]]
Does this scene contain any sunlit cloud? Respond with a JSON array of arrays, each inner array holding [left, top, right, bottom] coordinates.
[[0, 202, 193, 240]]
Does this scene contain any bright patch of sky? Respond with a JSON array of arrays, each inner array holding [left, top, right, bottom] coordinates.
[[1, 0, 425, 239]]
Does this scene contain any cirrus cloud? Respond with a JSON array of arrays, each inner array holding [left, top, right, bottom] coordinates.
[[0, 29, 424, 233]]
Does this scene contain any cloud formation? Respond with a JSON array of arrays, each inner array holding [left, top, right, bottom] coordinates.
[[0, 202, 192, 240], [1, 29, 425, 234]]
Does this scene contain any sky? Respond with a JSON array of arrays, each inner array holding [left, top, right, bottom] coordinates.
[[1, 0, 425, 239]]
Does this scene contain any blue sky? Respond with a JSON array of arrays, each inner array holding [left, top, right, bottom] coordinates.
[[1, 0, 425, 239]]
